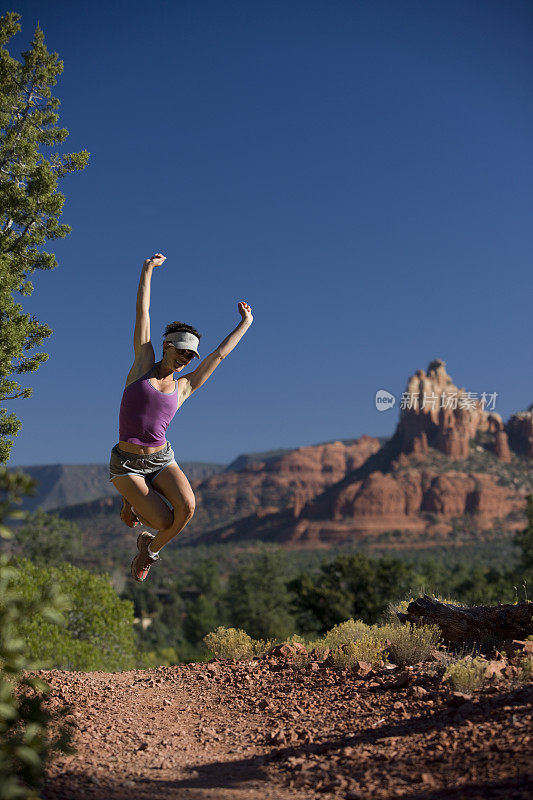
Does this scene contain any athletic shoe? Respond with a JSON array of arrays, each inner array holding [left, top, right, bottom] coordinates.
[[131, 531, 159, 582]]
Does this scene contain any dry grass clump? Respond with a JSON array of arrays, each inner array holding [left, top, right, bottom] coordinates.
[[252, 638, 276, 657], [328, 636, 386, 670], [443, 656, 489, 692], [381, 622, 442, 667], [203, 626, 254, 659]]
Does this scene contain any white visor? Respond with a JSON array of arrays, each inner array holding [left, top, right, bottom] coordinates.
[[164, 331, 200, 358]]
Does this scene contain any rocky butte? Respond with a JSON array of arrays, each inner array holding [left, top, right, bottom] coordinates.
[[194, 359, 533, 549]]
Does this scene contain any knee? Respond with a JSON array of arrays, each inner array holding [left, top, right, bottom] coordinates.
[[184, 494, 196, 520], [179, 493, 195, 523]]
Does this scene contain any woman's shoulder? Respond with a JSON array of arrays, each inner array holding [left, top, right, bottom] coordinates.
[[125, 358, 154, 389]]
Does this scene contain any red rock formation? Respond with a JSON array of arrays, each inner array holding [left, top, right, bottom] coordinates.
[[200, 464, 527, 549], [506, 405, 533, 458], [195, 360, 530, 549], [397, 359, 511, 462]]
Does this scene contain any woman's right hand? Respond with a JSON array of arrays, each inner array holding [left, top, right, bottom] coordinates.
[[144, 253, 166, 268]]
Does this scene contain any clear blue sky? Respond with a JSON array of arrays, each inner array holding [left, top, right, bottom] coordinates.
[[5, 0, 533, 467]]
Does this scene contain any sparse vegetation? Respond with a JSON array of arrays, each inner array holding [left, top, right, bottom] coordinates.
[[443, 656, 490, 692], [328, 637, 386, 670], [252, 638, 276, 657], [322, 618, 369, 649], [381, 621, 442, 667]]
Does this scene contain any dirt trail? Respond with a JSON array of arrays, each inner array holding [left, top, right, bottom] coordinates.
[[39, 659, 532, 800]]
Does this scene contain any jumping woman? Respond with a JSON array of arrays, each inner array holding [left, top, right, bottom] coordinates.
[[108, 253, 253, 582]]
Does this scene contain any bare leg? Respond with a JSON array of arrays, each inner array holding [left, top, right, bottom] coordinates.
[[148, 463, 196, 554], [111, 476, 175, 532], [111, 466, 194, 556]]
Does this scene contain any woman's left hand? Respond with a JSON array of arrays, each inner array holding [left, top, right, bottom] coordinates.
[[238, 301, 253, 324]]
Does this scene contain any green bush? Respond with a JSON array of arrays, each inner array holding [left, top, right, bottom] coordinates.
[[10, 509, 83, 566], [13, 559, 136, 672], [517, 655, 533, 683], [203, 626, 255, 660], [0, 554, 75, 800], [290, 553, 417, 631], [252, 638, 276, 657]]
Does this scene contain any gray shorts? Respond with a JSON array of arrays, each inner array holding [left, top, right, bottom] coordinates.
[[109, 442, 177, 485]]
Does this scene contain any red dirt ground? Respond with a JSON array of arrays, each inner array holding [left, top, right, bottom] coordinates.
[[39, 659, 532, 800]]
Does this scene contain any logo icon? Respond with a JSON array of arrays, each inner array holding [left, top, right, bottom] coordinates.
[[375, 389, 396, 411]]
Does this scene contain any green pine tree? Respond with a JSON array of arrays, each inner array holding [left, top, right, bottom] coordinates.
[[225, 547, 296, 640], [0, 11, 89, 463]]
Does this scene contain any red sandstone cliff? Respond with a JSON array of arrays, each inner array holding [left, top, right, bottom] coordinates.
[[191, 436, 382, 525]]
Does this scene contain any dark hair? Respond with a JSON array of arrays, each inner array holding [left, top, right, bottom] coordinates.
[[162, 321, 202, 343]]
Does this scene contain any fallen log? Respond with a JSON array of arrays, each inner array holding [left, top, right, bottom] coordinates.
[[397, 595, 533, 646]]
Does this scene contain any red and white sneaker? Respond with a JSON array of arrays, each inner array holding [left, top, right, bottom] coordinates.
[[131, 532, 159, 582]]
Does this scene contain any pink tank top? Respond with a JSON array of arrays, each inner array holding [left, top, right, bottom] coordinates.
[[119, 368, 179, 447]]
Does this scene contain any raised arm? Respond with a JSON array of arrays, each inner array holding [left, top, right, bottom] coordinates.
[[133, 253, 166, 356], [179, 301, 253, 403]]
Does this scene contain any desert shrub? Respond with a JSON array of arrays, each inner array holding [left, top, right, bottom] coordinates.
[[252, 638, 276, 657], [382, 598, 413, 624], [328, 636, 387, 670], [285, 633, 307, 646], [323, 619, 370, 649], [382, 622, 441, 667], [13, 559, 136, 671], [203, 626, 254, 659], [443, 656, 489, 692]]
